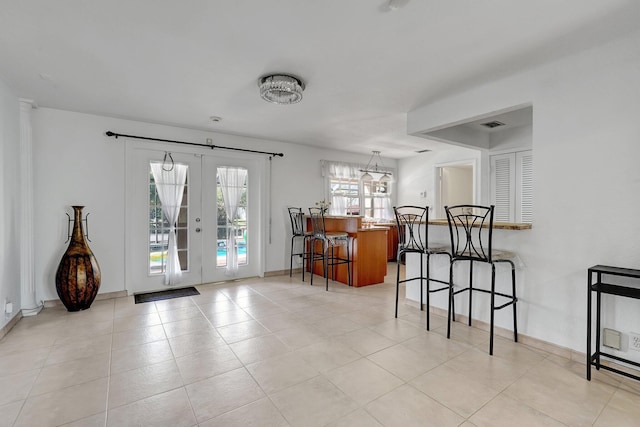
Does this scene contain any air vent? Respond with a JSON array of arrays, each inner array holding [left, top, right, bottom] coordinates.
[[481, 120, 505, 129], [415, 149, 431, 153]]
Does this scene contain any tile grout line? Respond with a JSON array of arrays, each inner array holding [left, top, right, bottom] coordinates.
[[102, 298, 116, 427], [590, 380, 621, 426], [191, 289, 293, 426], [173, 296, 201, 426]]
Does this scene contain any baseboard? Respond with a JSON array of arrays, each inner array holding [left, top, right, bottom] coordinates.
[[43, 290, 128, 308], [265, 268, 301, 277], [0, 311, 23, 341], [407, 300, 582, 363]]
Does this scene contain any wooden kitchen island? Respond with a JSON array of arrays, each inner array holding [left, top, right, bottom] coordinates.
[[306, 215, 388, 287]]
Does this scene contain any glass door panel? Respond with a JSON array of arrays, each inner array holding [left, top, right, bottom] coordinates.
[[202, 156, 260, 283], [126, 148, 202, 294], [215, 168, 248, 268], [148, 167, 190, 274]]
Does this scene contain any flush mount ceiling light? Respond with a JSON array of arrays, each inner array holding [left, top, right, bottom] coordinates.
[[258, 74, 305, 105], [360, 150, 392, 182]]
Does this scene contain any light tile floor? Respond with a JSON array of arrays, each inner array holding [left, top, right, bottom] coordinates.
[[1, 264, 639, 426]]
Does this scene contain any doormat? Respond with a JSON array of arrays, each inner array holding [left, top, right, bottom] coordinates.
[[134, 287, 200, 304]]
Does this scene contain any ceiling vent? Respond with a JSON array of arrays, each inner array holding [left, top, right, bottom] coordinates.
[[415, 149, 431, 153], [481, 120, 505, 129]]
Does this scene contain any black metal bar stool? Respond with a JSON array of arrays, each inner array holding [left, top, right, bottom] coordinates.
[[308, 207, 352, 291], [287, 207, 313, 280], [394, 205, 451, 330], [445, 204, 518, 355]]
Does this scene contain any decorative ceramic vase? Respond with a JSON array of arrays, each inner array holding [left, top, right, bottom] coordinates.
[[55, 206, 101, 311]]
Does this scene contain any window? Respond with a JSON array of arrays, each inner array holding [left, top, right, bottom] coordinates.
[[322, 160, 394, 220], [362, 179, 391, 219], [216, 167, 248, 268], [148, 166, 189, 274], [490, 150, 533, 223], [329, 177, 360, 215]]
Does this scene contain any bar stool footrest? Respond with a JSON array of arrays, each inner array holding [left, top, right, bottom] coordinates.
[[453, 286, 516, 303], [429, 284, 450, 293]]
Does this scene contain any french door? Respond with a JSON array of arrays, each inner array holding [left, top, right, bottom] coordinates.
[[125, 143, 262, 294], [201, 155, 261, 283]]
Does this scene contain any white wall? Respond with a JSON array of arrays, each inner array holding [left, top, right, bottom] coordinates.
[[490, 124, 532, 151], [0, 78, 21, 331], [404, 29, 640, 359], [32, 108, 393, 302], [397, 146, 482, 218]]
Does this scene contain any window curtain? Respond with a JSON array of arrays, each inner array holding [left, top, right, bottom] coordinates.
[[321, 160, 362, 216], [321, 159, 395, 219], [218, 166, 248, 277], [321, 160, 363, 180], [373, 196, 394, 221], [150, 163, 188, 286], [330, 195, 347, 216]]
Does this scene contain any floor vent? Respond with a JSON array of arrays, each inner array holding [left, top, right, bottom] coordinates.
[[134, 287, 200, 304]]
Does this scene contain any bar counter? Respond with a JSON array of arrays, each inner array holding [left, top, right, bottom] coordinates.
[[404, 218, 531, 329], [306, 215, 388, 287], [427, 218, 531, 230]]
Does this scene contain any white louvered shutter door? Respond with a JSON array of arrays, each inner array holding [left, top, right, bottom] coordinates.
[[491, 153, 515, 222], [516, 151, 533, 223]]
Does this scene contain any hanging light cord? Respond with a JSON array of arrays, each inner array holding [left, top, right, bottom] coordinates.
[[360, 151, 392, 175]]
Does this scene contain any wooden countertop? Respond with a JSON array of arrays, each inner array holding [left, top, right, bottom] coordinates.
[[305, 215, 363, 219], [306, 216, 531, 230], [376, 219, 531, 230], [359, 226, 390, 232], [428, 219, 531, 230]]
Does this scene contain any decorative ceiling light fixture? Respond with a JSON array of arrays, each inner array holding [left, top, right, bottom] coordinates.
[[258, 74, 305, 105], [361, 150, 392, 182]]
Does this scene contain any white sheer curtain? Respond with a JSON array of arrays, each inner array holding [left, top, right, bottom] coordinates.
[[321, 160, 362, 216], [322, 161, 363, 180], [374, 196, 394, 221], [218, 166, 248, 277], [330, 196, 347, 216], [151, 162, 188, 286]]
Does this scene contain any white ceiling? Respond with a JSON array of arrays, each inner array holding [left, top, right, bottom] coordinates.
[[0, 0, 638, 158]]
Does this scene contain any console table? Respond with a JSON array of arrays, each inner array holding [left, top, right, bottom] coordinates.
[[587, 265, 640, 381]]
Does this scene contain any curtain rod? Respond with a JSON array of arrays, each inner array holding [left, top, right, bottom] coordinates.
[[105, 131, 284, 157]]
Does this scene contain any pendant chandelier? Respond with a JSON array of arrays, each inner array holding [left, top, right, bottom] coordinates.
[[258, 74, 305, 105], [360, 151, 391, 182]]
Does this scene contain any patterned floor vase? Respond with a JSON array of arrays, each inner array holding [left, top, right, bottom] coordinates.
[[55, 206, 101, 311]]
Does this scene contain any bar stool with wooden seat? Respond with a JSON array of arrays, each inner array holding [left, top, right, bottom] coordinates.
[[308, 207, 352, 291], [287, 207, 313, 281], [445, 204, 518, 355], [394, 205, 451, 330]]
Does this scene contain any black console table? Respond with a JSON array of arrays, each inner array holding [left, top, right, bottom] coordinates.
[[587, 265, 640, 381]]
